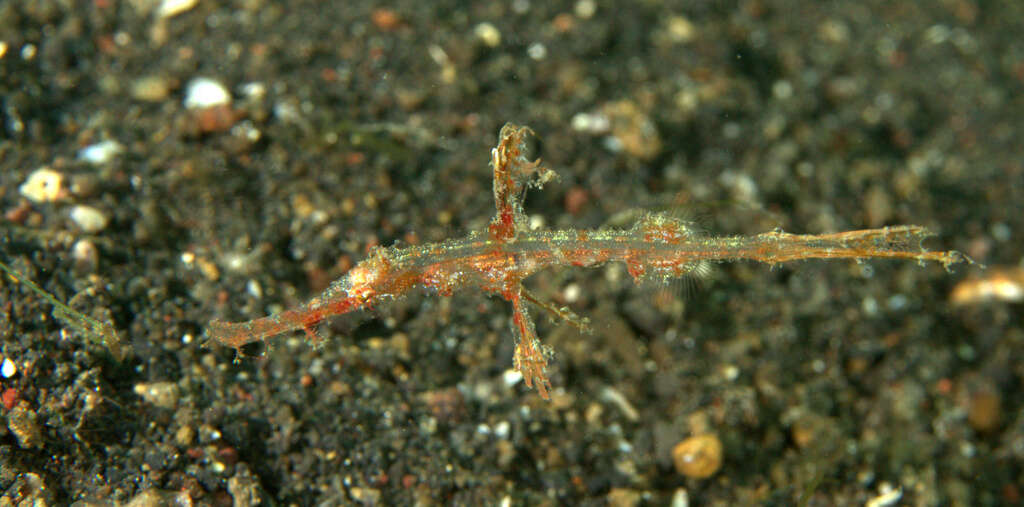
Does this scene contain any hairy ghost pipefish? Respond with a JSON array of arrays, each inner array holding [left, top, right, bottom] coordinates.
[[208, 123, 968, 399]]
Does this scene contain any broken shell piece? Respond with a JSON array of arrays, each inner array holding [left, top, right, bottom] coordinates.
[[157, 0, 198, 19], [19, 167, 68, 203], [950, 267, 1024, 305], [184, 77, 231, 110]]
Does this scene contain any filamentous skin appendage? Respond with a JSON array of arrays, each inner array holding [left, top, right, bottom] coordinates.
[[208, 123, 967, 399]]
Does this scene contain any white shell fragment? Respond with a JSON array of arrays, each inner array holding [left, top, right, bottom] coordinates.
[[1, 357, 16, 378], [950, 267, 1024, 305], [19, 167, 67, 203], [70, 205, 110, 233], [78, 140, 123, 165], [183, 77, 231, 110], [157, 0, 198, 19]]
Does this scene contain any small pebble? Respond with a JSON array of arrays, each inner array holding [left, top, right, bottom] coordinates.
[[575, 0, 596, 19], [670, 488, 690, 507], [950, 267, 1024, 306], [184, 77, 231, 110], [77, 140, 123, 165], [157, 0, 198, 19], [71, 239, 100, 272], [502, 369, 523, 388], [134, 381, 180, 409], [967, 388, 1002, 433], [19, 167, 68, 203], [123, 489, 191, 507], [370, 8, 400, 30], [600, 100, 663, 160], [174, 425, 195, 447], [672, 433, 723, 479], [2, 387, 18, 410], [131, 75, 171, 102], [70, 205, 110, 233], [607, 488, 641, 507], [8, 401, 43, 449], [666, 16, 697, 43], [1, 357, 16, 378], [474, 22, 501, 48], [350, 487, 382, 504]]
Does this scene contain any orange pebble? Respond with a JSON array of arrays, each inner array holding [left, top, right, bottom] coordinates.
[[672, 433, 723, 479]]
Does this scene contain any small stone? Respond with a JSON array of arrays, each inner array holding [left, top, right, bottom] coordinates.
[[123, 488, 191, 507], [78, 140, 123, 165], [69, 173, 100, 198], [370, 8, 401, 30], [950, 267, 1024, 306], [600, 100, 663, 160], [174, 425, 195, 447], [420, 387, 465, 423], [575, 0, 596, 19], [71, 239, 100, 273], [8, 401, 43, 449], [1, 357, 16, 378], [670, 488, 690, 507], [1, 387, 17, 410], [157, 0, 198, 18], [349, 487, 381, 504], [195, 256, 220, 281], [19, 167, 68, 203], [474, 22, 501, 48], [134, 381, 180, 409], [228, 470, 261, 507], [502, 368, 523, 388], [607, 488, 641, 507], [6, 473, 50, 505], [70, 205, 110, 233], [666, 16, 697, 43], [672, 433, 723, 479], [184, 77, 231, 110], [967, 387, 1002, 433], [131, 75, 171, 102], [496, 439, 516, 468]]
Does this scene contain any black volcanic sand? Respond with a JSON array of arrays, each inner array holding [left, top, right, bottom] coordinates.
[[1, 1, 1021, 504]]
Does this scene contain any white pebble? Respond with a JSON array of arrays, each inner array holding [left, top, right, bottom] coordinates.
[[70, 205, 109, 233], [1, 357, 16, 378], [527, 42, 547, 60], [562, 283, 581, 303], [184, 77, 231, 110], [239, 81, 266, 100], [78, 140, 123, 165], [157, 0, 198, 19], [19, 167, 67, 203], [493, 420, 510, 439], [71, 239, 100, 271], [474, 23, 501, 48], [571, 112, 610, 134], [502, 369, 523, 388]]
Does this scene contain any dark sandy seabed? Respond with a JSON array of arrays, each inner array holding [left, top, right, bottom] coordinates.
[[0, 0, 1021, 505]]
